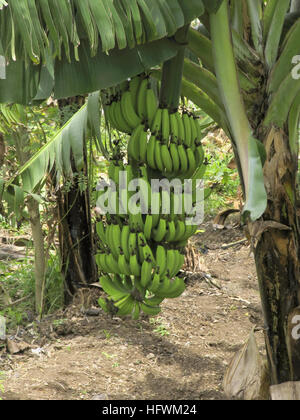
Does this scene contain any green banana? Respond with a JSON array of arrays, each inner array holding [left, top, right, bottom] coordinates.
[[152, 218, 167, 242], [165, 276, 186, 298], [128, 232, 138, 255], [106, 253, 120, 274], [174, 252, 185, 276], [145, 85, 158, 126], [142, 241, 155, 262], [144, 295, 164, 306], [129, 76, 142, 109], [100, 274, 129, 301], [154, 140, 165, 172], [140, 302, 161, 316], [139, 128, 149, 163], [186, 147, 197, 178], [148, 270, 161, 293], [107, 101, 119, 129], [144, 214, 153, 240], [151, 188, 161, 228], [161, 143, 173, 173], [137, 77, 148, 120], [114, 99, 132, 133], [169, 111, 179, 141], [141, 258, 154, 288], [151, 107, 163, 134], [121, 89, 142, 128], [161, 108, 170, 143], [118, 253, 131, 276], [165, 220, 176, 242], [189, 114, 198, 148], [96, 253, 110, 273], [174, 219, 187, 242], [139, 166, 151, 212], [166, 249, 176, 277], [129, 212, 144, 233], [155, 276, 171, 297], [96, 221, 107, 246], [111, 224, 122, 255], [175, 110, 185, 143], [146, 135, 157, 169], [121, 225, 130, 261], [169, 141, 180, 174], [178, 144, 188, 173], [129, 253, 141, 277], [128, 124, 144, 161], [156, 245, 167, 277], [115, 295, 135, 316], [183, 111, 192, 148]]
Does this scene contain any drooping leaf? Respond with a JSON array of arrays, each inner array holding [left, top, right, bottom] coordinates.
[[54, 38, 180, 99], [7, 93, 103, 193], [210, 0, 267, 221], [0, 0, 206, 64]]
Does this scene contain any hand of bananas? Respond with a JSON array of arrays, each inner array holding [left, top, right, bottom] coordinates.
[[97, 74, 206, 319]]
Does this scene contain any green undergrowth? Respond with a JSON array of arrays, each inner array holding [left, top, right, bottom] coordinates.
[[203, 134, 239, 217], [0, 253, 64, 329]]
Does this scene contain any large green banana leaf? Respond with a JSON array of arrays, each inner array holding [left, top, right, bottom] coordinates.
[[0, 0, 208, 104], [0, 0, 205, 62], [0, 37, 180, 104], [5, 92, 103, 194]]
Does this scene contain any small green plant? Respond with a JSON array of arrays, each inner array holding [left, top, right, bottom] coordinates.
[[150, 317, 170, 337], [154, 324, 170, 337], [102, 329, 111, 340], [101, 351, 116, 359]]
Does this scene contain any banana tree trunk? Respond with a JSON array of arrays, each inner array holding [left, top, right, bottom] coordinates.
[[57, 98, 97, 303], [57, 165, 97, 303], [251, 126, 300, 384]]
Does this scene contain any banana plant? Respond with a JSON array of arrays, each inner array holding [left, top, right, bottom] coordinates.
[[8, 0, 300, 390], [181, 0, 300, 385]]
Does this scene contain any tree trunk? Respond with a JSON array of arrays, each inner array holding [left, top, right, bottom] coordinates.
[[56, 98, 97, 303], [251, 126, 300, 384], [27, 197, 46, 315], [57, 168, 97, 303]]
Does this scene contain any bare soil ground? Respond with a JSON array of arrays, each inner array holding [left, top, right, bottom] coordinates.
[[0, 217, 265, 400]]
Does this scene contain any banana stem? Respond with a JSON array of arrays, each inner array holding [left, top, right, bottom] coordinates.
[[159, 26, 189, 112]]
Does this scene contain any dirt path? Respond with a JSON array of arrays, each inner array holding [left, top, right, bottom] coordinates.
[[0, 220, 264, 400]]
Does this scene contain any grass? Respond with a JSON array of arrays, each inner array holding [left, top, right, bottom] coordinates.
[[0, 251, 64, 329]]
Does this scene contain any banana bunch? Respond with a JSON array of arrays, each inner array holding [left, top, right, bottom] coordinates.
[[95, 218, 187, 318], [97, 273, 166, 319], [127, 106, 206, 179], [103, 75, 158, 135], [97, 73, 207, 319]]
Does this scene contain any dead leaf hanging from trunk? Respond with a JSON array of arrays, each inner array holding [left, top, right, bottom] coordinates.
[[223, 328, 270, 400]]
